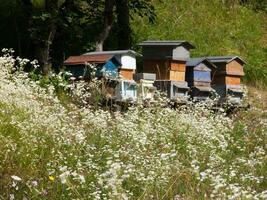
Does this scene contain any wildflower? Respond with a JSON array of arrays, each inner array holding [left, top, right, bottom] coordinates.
[[31, 180, 38, 187], [11, 175, 22, 181], [9, 194, 15, 200], [59, 171, 70, 184], [79, 175, 86, 184], [48, 175, 55, 181]]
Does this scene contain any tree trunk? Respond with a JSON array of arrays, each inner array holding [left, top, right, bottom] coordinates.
[[35, 24, 57, 75], [115, 0, 131, 49], [96, 0, 114, 51]]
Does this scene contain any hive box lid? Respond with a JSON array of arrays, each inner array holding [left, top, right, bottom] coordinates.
[[133, 73, 156, 81], [139, 40, 195, 49]]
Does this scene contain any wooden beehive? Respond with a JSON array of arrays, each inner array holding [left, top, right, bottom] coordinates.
[[134, 73, 157, 101], [186, 58, 216, 100], [208, 56, 245, 104], [142, 59, 186, 81], [139, 40, 194, 82], [139, 41, 194, 100], [83, 50, 141, 80], [64, 54, 120, 79]]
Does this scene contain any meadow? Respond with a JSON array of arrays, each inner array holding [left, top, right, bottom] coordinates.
[[0, 51, 266, 199]]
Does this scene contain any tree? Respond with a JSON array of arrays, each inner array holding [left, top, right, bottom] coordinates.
[[0, 0, 30, 57], [0, 0, 156, 72], [96, 0, 114, 51], [115, 0, 131, 49], [96, 0, 156, 51], [18, 0, 101, 74]]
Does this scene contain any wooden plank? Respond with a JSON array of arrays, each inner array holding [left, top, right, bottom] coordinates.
[[119, 69, 134, 80], [195, 63, 211, 71], [194, 81, 211, 87], [170, 61, 186, 71], [225, 75, 241, 85], [170, 70, 185, 81], [143, 60, 170, 80]]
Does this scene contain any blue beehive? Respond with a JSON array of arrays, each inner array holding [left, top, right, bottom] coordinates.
[[186, 58, 216, 101], [96, 56, 121, 78], [64, 54, 121, 79]]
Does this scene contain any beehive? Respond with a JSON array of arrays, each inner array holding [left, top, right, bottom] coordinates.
[[139, 40, 194, 102], [139, 40, 194, 81], [208, 56, 245, 104], [83, 50, 141, 80], [134, 73, 156, 101], [64, 54, 120, 79], [186, 58, 216, 101]]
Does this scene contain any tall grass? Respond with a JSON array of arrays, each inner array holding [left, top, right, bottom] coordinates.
[[132, 0, 267, 88], [0, 52, 266, 199]]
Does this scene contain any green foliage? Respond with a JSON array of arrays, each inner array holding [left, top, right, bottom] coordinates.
[[132, 0, 267, 88]]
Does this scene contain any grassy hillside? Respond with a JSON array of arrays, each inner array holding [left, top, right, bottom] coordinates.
[[132, 0, 267, 88]]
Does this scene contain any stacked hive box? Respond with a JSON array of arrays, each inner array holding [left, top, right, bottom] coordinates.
[[64, 54, 121, 79], [64, 50, 141, 103], [82, 50, 142, 102], [133, 73, 157, 101], [186, 58, 216, 101], [139, 40, 195, 102], [83, 50, 141, 80], [208, 56, 245, 104]]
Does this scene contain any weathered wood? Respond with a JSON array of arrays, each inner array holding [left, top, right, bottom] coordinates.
[[226, 60, 245, 76], [194, 63, 212, 71], [194, 81, 211, 87], [140, 41, 194, 60], [186, 58, 215, 100], [143, 60, 170, 80], [133, 73, 156, 82], [154, 80, 189, 101]]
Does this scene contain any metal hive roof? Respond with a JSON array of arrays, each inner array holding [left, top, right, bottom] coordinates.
[[186, 57, 217, 69], [139, 40, 195, 49], [64, 54, 116, 65], [83, 50, 142, 57], [207, 56, 246, 64]]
